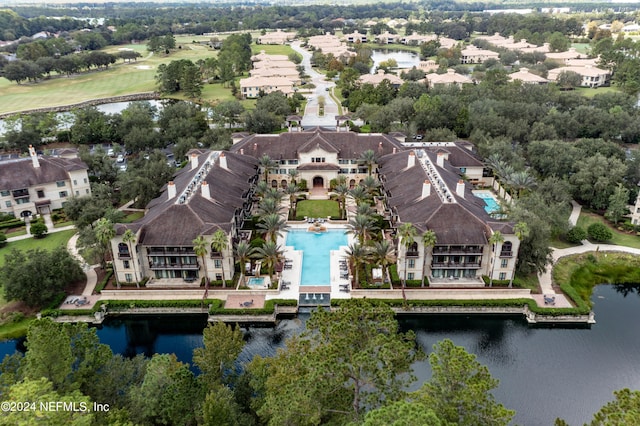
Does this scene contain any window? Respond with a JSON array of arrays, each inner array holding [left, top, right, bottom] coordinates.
[[37, 190, 45, 198], [288, 160, 298, 165], [5, 201, 10, 208], [216, 274, 222, 281], [214, 259, 222, 269], [408, 259, 415, 268], [86, 189, 90, 194], [84, 178, 88, 184], [16, 198, 30, 204], [499, 272, 506, 280], [279, 169, 287, 174], [125, 273, 132, 283], [501, 259, 508, 268], [59, 191, 68, 198], [75, 191, 79, 196], [73, 180, 77, 185], [56, 181, 65, 187], [339, 159, 349, 164], [407, 272, 414, 280], [459, 167, 466, 173], [123, 260, 130, 269], [0, 190, 9, 197]]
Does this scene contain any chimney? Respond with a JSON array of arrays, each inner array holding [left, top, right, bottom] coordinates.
[[219, 153, 228, 170], [28, 145, 40, 168], [422, 180, 431, 198], [436, 152, 445, 168], [167, 181, 176, 200], [456, 180, 465, 198], [407, 151, 415, 168], [190, 153, 198, 170], [201, 181, 211, 199], [392, 147, 397, 154], [240, 148, 244, 155]]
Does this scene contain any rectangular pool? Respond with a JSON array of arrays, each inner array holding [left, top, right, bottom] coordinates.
[[285, 229, 348, 285], [472, 190, 500, 214], [247, 277, 265, 287]]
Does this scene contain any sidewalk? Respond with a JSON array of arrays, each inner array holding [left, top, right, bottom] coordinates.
[[66, 233, 100, 296], [537, 200, 640, 306]]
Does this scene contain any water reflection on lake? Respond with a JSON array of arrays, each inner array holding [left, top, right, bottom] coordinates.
[[1, 285, 639, 425], [371, 49, 420, 74]]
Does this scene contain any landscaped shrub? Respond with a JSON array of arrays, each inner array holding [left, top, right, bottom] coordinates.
[[298, 179, 308, 191], [30, 220, 48, 238], [0, 233, 6, 247], [587, 222, 613, 242], [0, 219, 23, 230], [95, 268, 114, 293], [566, 226, 587, 244]]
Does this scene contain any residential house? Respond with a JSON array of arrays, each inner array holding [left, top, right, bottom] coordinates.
[[547, 65, 611, 88], [344, 30, 367, 43], [110, 151, 259, 286], [508, 68, 548, 84], [425, 69, 473, 87], [257, 30, 296, 45], [379, 149, 520, 284], [359, 69, 404, 88], [460, 45, 499, 64], [0, 146, 91, 218], [375, 31, 400, 44], [239, 76, 296, 99], [545, 48, 586, 64]]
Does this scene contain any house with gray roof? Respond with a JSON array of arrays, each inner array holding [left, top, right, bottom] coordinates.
[[0, 146, 91, 218], [110, 151, 259, 286]]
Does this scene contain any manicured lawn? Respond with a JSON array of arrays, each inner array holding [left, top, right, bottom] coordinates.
[[576, 212, 640, 249], [550, 237, 581, 249], [513, 273, 540, 293], [575, 86, 620, 98], [0, 229, 76, 268], [296, 200, 340, 220], [122, 211, 145, 223], [251, 44, 296, 56]]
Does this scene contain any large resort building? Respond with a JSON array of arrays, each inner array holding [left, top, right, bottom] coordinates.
[[110, 129, 520, 289]]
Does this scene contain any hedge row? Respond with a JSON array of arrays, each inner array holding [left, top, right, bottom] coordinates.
[[95, 268, 114, 293], [210, 298, 297, 316], [0, 219, 24, 230]]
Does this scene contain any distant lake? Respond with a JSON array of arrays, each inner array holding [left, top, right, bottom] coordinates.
[[1, 285, 639, 425], [371, 49, 420, 74]]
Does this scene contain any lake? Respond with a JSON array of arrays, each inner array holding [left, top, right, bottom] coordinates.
[[1, 285, 639, 425], [371, 49, 421, 74]]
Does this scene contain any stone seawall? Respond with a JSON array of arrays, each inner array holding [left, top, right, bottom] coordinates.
[[0, 92, 160, 119]]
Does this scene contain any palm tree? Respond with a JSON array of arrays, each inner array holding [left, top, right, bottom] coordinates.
[[334, 184, 350, 220], [371, 240, 396, 286], [255, 241, 284, 284], [94, 218, 115, 269], [349, 186, 369, 206], [257, 197, 281, 216], [397, 222, 417, 297], [122, 229, 139, 287], [234, 241, 256, 288], [510, 222, 530, 287], [355, 203, 375, 218], [488, 230, 504, 287], [257, 213, 288, 243], [344, 243, 369, 287], [288, 169, 299, 185], [508, 170, 536, 198], [264, 188, 284, 204], [211, 229, 229, 287], [258, 154, 277, 183], [284, 183, 300, 219], [421, 230, 437, 287], [359, 149, 377, 176], [193, 235, 209, 286], [360, 175, 380, 197], [348, 214, 377, 245], [254, 181, 269, 199]]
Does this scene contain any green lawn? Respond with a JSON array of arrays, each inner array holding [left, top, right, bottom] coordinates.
[[251, 44, 296, 56], [550, 237, 582, 249], [122, 211, 145, 223], [512, 273, 540, 293], [296, 200, 340, 220], [0, 229, 76, 268], [576, 212, 640, 249], [574, 86, 620, 98]]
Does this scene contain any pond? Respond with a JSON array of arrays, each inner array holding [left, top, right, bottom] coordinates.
[[1, 285, 639, 425], [371, 49, 421, 74]]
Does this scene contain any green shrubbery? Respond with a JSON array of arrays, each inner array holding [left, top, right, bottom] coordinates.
[[587, 223, 613, 242], [565, 226, 587, 243]]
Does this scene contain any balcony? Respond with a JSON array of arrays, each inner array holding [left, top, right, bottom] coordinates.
[[12, 188, 29, 198], [210, 251, 222, 258], [118, 251, 131, 260], [147, 247, 196, 255], [405, 250, 419, 258], [149, 262, 199, 270], [433, 246, 483, 255], [499, 251, 513, 258], [431, 261, 482, 269]]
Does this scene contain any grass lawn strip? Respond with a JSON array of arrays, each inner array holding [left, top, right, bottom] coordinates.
[[576, 212, 640, 249], [0, 229, 76, 268], [295, 200, 340, 220]]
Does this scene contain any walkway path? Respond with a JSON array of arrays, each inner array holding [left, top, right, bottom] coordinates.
[[66, 233, 100, 296], [537, 201, 640, 307]]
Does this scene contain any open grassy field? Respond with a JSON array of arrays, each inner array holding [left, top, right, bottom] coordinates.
[[0, 229, 76, 268], [296, 200, 340, 220], [575, 86, 620, 98], [576, 211, 640, 249], [251, 44, 297, 56], [0, 43, 218, 115]]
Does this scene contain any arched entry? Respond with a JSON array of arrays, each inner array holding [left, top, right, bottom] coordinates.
[[20, 210, 32, 218], [312, 176, 324, 188]]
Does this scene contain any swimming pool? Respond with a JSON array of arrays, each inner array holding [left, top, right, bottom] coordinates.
[[472, 190, 500, 214], [247, 277, 265, 287], [285, 229, 348, 285]]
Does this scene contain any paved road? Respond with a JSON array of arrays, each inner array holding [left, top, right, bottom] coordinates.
[[291, 41, 341, 128]]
